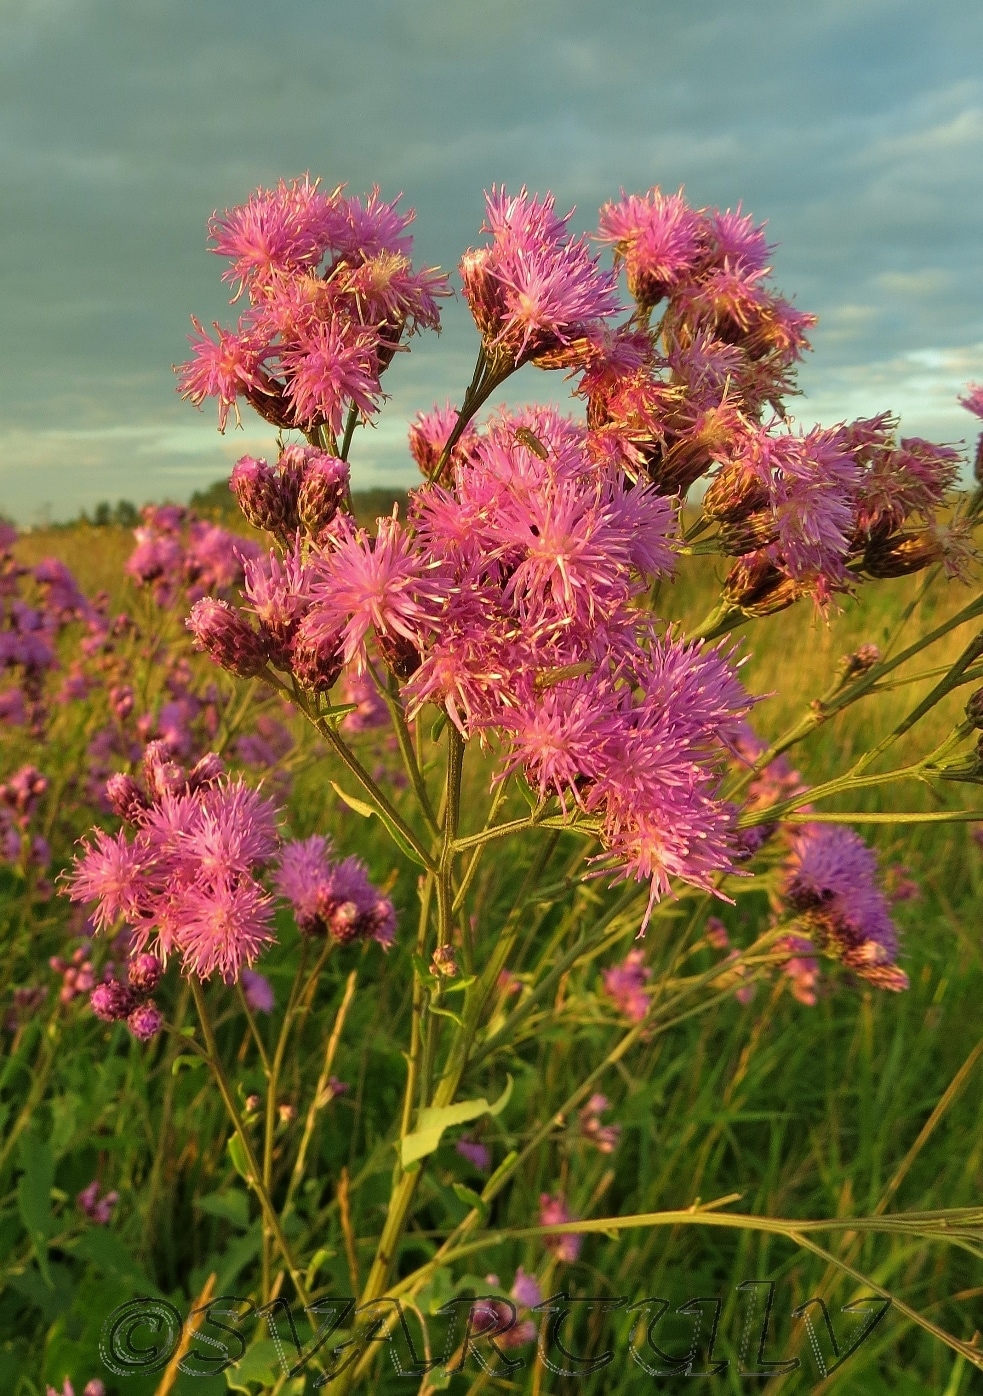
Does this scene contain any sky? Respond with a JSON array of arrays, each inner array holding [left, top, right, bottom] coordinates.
[[1, 0, 981, 523]]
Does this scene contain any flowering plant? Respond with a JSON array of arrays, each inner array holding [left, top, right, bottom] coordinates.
[[53, 175, 983, 1388]]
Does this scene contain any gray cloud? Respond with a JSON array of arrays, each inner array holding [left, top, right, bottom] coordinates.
[[1, 0, 981, 520]]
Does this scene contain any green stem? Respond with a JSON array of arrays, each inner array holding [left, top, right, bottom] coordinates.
[[382, 674, 439, 838], [339, 402, 360, 463], [314, 715, 436, 871], [188, 977, 310, 1309]]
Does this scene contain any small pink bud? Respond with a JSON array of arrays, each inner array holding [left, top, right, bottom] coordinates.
[[188, 598, 269, 677]]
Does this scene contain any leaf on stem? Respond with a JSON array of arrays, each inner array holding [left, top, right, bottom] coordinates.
[[401, 1077, 513, 1167]]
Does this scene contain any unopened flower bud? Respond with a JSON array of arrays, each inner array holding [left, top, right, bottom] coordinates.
[[717, 511, 780, 556], [298, 454, 350, 537], [703, 462, 769, 523], [105, 773, 150, 825], [431, 945, 459, 978], [836, 643, 881, 684], [723, 555, 804, 617], [244, 1093, 261, 1113], [188, 598, 269, 677], [127, 1001, 163, 1040], [231, 456, 285, 534], [290, 613, 344, 694], [966, 687, 983, 729], [277, 1102, 296, 1124], [377, 631, 421, 680], [91, 979, 136, 1022], [128, 953, 162, 995], [186, 752, 225, 792], [863, 529, 944, 578]]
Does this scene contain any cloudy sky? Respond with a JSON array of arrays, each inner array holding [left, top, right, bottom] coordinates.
[[1, 0, 981, 522]]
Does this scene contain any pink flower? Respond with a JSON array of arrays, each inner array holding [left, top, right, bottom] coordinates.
[[578, 1093, 621, 1153], [596, 187, 706, 307], [208, 174, 344, 296], [77, 1180, 118, 1225], [782, 825, 907, 992], [280, 316, 383, 434], [274, 835, 396, 946], [243, 546, 312, 663], [602, 949, 652, 1022], [704, 204, 773, 275], [66, 755, 282, 983], [176, 316, 272, 431], [242, 968, 275, 1013], [538, 1192, 583, 1263], [408, 402, 479, 481], [958, 383, 983, 420], [456, 1136, 491, 1171], [178, 878, 275, 981], [308, 515, 446, 672], [461, 187, 622, 371]]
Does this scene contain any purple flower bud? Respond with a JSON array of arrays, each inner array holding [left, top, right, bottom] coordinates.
[[188, 598, 269, 677], [289, 612, 343, 694], [231, 456, 285, 534], [90, 979, 136, 1022], [127, 953, 162, 995], [109, 684, 134, 720], [84, 1383, 107, 1396], [126, 1001, 163, 1041], [186, 752, 225, 792], [298, 454, 350, 537], [105, 773, 150, 825], [241, 967, 275, 1013]]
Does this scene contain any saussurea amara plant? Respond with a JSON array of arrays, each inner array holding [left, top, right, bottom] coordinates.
[[61, 176, 983, 1389]]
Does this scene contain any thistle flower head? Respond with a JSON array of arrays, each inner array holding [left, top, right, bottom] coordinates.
[[176, 316, 271, 432], [461, 186, 622, 372], [596, 186, 705, 308]]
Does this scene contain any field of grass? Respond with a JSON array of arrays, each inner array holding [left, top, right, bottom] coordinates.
[[2, 515, 983, 1395]]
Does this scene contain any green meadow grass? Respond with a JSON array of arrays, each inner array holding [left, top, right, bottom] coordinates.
[[1, 522, 982, 1394]]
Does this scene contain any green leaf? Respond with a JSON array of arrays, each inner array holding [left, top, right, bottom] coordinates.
[[431, 711, 448, 743], [226, 1133, 254, 1183], [427, 1004, 464, 1027], [484, 1149, 519, 1196], [71, 1227, 156, 1292], [195, 1189, 251, 1229], [400, 1077, 512, 1166], [451, 1182, 489, 1222], [225, 1337, 286, 1391], [330, 780, 375, 818], [171, 1053, 205, 1076], [331, 781, 429, 868]]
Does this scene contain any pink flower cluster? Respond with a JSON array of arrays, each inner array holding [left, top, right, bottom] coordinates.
[[0, 764, 51, 883], [127, 504, 260, 609], [469, 1268, 544, 1350], [76, 1179, 118, 1225], [0, 530, 96, 736], [66, 742, 281, 983], [538, 1192, 584, 1263], [177, 176, 450, 436], [274, 834, 395, 946]]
